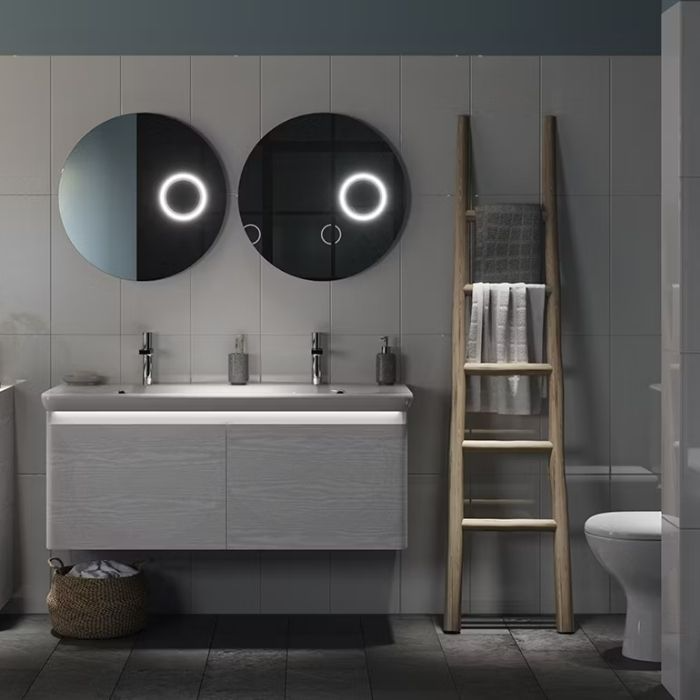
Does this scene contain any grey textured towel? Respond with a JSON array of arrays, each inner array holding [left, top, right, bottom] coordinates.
[[473, 204, 544, 283]]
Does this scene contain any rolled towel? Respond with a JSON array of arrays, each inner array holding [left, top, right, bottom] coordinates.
[[67, 560, 138, 579]]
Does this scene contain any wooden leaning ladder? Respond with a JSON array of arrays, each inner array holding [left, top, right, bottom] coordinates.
[[443, 115, 574, 634]]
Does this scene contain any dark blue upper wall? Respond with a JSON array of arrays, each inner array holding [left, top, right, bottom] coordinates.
[[0, 0, 661, 55]]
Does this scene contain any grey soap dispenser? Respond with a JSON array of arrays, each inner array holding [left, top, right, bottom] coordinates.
[[228, 335, 249, 385], [376, 336, 397, 386]]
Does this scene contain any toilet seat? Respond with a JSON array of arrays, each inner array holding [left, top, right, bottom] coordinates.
[[584, 511, 661, 541]]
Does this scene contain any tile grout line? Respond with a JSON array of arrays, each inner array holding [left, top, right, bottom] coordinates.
[[359, 614, 375, 700], [508, 628, 554, 700], [195, 614, 219, 699], [578, 622, 636, 698], [107, 643, 134, 700]]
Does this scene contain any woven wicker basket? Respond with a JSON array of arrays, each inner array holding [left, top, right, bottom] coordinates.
[[47, 558, 147, 639]]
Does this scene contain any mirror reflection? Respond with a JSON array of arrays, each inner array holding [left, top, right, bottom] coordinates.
[[58, 113, 227, 281], [238, 112, 408, 281]]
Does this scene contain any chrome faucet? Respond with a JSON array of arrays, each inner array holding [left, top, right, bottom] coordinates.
[[139, 332, 154, 386], [311, 332, 324, 386]]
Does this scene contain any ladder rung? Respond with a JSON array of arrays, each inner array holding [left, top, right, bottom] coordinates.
[[462, 440, 554, 453], [465, 209, 476, 221], [464, 362, 553, 375], [464, 284, 552, 295], [462, 518, 557, 531]]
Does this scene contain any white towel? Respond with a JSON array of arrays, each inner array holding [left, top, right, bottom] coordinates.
[[67, 560, 138, 579], [467, 282, 546, 415]]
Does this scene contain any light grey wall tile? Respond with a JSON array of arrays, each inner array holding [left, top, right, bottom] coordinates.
[[330, 551, 400, 613], [662, 348, 681, 522], [330, 56, 400, 146], [401, 474, 446, 613], [6, 475, 49, 613], [0, 57, 49, 195], [121, 272, 191, 336], [0, 335, 50, 475], [191, 334, 261, 383], [681, 178, 700, 352], [260, 552, 330, 613], [401, 56, 469, 196], [191, 202, 261, 335], [120, 56, 191, 119], [120, 334, 189, 384], [611, 335, 661, 472], [261, 263, 330, 336], [191, 56, 260, 194], [331, 245, 400, 335], [50, 56, 120, 194], [471, 56, 540, 197], [611, 56, 661, 196], [401, 334, 451, 475], [51, 334, 121, 385], [400, 196, 453, 335], [260, 334, 315, 383], [541, 474, 611, 615], [142, 554, 192, 613], [330, 334, 399, 385], [611, 196, 661, 336], [191, 552, 260, 614], [0, 196, 50, 334], [562, 334, 610, 471], [681, 3, 700, 177], [541, 56, 610, 196], [51, 197, 121, 335], [559, 195, 610, 336], [261, 56, 330, 132]]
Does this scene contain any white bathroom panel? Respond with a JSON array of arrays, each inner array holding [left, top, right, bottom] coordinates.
[[0, 57, 50, 195], [400, 474, 446, 613], [562, 334, 611, 471], [681, 3, 700, 178], [191, 334, 262, 384], [51, 334, 121, 386], [471, 56, 540, 197], [679, 354, 700, 530], [261, 56, 330, 133], [401, 56, 470, 196], [681, 179, 700, 353], [329, 551, 400, 614], [559, 196, 611, 337], [0, 387, 15, 610], [541, 56, 610, 196], [226, 424, 406, 549], [540, 474, 611, 615], [330, 334, 399, 385], [191, 56, 261, 194], [120, 334, 190, 385], [191, 551, 261, 614], [401, 334, 451, 475], [51, 198, 121, 335], [120, 56, 191, 120], [611, 56, 661, 196], [50, 56, 120, 194], [330, 56, 400, 147], [260, 551, 330, 614], [400, 195, 453, 335], [0, 196, 51, 334], [610, 196, 661, 336], [610, 335, 661, 472], [47, 425, 226, 549], [661, 179, 681, 356], [661, 348, 681, 522], [191, 206, 261, 336], [330, 245, 401, 336], [0, 335, 51, 475]]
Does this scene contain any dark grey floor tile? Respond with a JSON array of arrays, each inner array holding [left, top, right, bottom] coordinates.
[[0, 614, 54, 636], [545, 689, 632, 700], [457, 682, 546, 700], [199, 648, 286, 699], [289, 614, 363, 650], [0, 633, 59, 670], [286, 648, 371, 699], [511, 627, 596, 653], [134, 614, 216, 649], [579, 614, 627, 655], [615, 670, 668, 699], [363, 615, 441, 651], [112, 668, 204, 700], [212, 615, 288, 649], [0, 669, 40, 699]]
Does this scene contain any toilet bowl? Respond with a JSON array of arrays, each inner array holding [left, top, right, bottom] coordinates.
[[584, 511, 661, 663]]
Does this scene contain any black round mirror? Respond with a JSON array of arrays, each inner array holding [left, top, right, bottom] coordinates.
[[58, 113, 227, 281], [238, 112, 408, 281]]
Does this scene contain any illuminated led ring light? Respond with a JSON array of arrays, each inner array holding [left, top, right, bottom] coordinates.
[[158, 172, 208, 223], [244, 224, 262, 245], [338, 172, 388, 223], [320, 224, 342, 246]]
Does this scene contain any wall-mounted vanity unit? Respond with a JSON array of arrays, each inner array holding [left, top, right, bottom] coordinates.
[[42, 384, 411, 551]]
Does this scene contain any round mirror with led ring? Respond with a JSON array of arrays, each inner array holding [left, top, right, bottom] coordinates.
[[58, 113, 227, 281], [238, 112, 408, 281]]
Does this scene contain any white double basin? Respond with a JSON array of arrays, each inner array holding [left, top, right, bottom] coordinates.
[[42, 383, 412, 551]]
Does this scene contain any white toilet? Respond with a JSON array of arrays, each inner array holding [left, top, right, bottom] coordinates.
[[584, 511, 662, 662]]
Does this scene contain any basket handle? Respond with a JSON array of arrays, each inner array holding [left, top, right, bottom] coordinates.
[[131, 560, 146, 571], [48, 557, 65, 570]]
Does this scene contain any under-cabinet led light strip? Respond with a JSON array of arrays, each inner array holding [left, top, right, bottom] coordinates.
[[49, 411, 406, 426]]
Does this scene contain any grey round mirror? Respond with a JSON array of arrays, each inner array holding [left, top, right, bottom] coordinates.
[[58, 113, 227, 281]]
